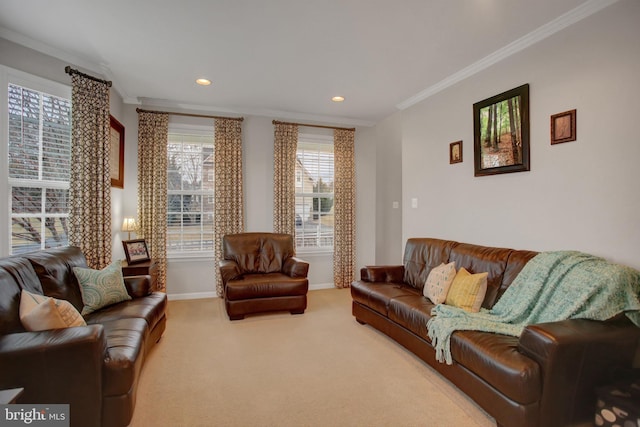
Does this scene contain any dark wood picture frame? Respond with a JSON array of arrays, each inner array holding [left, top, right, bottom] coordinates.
[[473, 84, 530, 177], [449, 140, 463, 164], [550, 109, 576, 145], [110, 115, 125, 188], [122, 239, 150, 264]]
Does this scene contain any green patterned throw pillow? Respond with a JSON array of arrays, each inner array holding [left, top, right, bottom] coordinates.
[[73, 260, 131, 315]]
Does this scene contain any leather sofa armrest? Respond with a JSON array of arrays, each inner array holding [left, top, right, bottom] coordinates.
[[0, 325, 105, 426], [283, 257, 309, 278], [360, 265, 405, 282], [124, 275, 152, 298], [518, 318, 640, 426], [219, 259, 242, 284]]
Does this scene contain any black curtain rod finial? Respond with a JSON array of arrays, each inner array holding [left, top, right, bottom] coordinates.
[[65, 65, 112, 87]]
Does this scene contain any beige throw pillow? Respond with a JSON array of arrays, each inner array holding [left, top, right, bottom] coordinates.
[[19, 289, 86, 331], [445, 268, 488, 312], [423, 262, 456, 304]]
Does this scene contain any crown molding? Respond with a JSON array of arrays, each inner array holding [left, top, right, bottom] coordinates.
[[0, 27, 99, 74], [396, 0, 620, 111], [136, 97, 376, 128], [0, 26, 131, 101]]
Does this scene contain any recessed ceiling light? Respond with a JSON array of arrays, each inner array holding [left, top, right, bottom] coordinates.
[[196, 78, 211, 86], [331, 96, 345, 102]]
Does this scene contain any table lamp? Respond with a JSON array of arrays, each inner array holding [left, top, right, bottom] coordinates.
[[122, 217, 137, 240]]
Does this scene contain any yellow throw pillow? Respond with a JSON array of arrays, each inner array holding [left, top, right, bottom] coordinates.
[[423, 262, 457, 304], [445, 268, 488, 312], [19, 289, 86, 331]]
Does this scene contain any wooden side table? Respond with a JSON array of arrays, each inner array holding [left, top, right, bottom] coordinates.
[[122, 259, 158, 292]]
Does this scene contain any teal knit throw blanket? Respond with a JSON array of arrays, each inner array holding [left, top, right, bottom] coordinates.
[[427, 251, 640, 365]]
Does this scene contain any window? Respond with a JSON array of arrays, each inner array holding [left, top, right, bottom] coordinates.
[[295, 135, 334, 251], [167, 132, 214, 254], [5, 77, 72, 255]]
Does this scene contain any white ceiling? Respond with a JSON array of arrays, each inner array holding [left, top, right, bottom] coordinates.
[[0, 0, 613, 126]]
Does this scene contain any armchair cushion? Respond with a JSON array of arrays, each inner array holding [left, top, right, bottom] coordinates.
[[222, 232, 296, 274]]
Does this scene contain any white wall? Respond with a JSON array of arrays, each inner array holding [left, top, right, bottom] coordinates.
[[372, 112, 403, 265], [395, 0, 640, 269]]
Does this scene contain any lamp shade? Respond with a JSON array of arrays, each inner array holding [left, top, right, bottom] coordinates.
[[122, 217, 137, 240]]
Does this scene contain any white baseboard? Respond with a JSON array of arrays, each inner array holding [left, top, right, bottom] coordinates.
[[167, 291, 218, 301], [167, 283, 335, 301], [309, 282, 335, 291]]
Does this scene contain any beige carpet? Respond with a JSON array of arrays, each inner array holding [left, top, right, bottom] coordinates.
[[130, 288, 495, 427]]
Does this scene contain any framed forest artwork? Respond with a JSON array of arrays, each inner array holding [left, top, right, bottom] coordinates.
[[473, 84, 530, 177]]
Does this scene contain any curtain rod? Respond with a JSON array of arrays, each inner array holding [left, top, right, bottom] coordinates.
[[64, 66, 112, 87], [136, 108, 244, 122], [272, 120, 355, 132]]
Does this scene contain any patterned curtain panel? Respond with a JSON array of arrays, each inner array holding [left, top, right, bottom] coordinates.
[[137, 111, 169, 292], [333, 128, 356, 288], [273, 123, 298, 236], [68, 74, 112, 269], [214, 118, 245, 296]]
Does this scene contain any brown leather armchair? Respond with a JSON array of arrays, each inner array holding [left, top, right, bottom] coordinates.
[[219, 232, 309, 320]]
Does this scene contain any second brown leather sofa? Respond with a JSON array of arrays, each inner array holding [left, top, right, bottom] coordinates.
[[351, 238, 640, 427]]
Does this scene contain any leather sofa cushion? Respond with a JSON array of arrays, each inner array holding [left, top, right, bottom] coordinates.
[[403, 238, 455, 290], [0, 267, 27, 335], [448, 243, 512, 309], [388, 291, 434, 339], [498, 250, 538, 302], [100, 318, 148, 396], [0, 258, 45, 335], [451, 331, 541, 404], [25, 246, 87, 312], [85, 292, 167, 332], [226, 273, 308, 301], [223, 233, 295, 274], [351, 280, 417, 317]]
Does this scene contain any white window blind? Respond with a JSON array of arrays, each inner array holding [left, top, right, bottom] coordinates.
[[7, 83, 71, 254], [167, 132, 215, 254], [295, 137, 334, 250]]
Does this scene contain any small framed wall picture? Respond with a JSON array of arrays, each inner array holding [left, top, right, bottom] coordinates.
[[450, 140, 463, 164], [122, 239, 150, 264], [550, 109, 576, 145]]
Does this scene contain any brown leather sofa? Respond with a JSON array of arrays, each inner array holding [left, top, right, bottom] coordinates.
[[0, 246, 167, 427], [351, 238, 640, 427], [219, 232, 309, 320]]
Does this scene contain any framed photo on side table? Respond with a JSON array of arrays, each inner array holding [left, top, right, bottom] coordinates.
[[122, 239, 150, 264]]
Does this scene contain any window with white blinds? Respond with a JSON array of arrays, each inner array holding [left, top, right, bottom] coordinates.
[[7, 82, 72, 254], [166, 132, 215, 254], [295, 136, 334, 251]]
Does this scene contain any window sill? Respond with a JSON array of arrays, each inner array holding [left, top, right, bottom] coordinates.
[[296, 249, 333, 256], [167, 252, 215, 262]]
